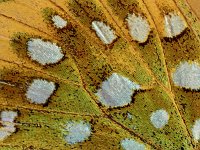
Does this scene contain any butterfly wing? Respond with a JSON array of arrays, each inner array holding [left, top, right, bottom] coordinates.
[[0, 0, 199, 149]]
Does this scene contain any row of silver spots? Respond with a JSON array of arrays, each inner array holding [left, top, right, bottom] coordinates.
[[91, 12, 186, 44], [26, 12, 186, 66]]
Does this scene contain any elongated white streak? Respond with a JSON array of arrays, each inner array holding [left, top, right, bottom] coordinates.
[[126, 13, 150, 43], [27, 39, 64, 65], [92, 22, 108, 43], [0, 81, 15, 87], [164, 15, 173, 38], [121, 138, 146, 150], [96, 73, 140, 107], [172, 61, 200, 90], [63, 121, 91, 144], [164, 13, 186, 38], [52, 15, 67, 29], [26, 79, 56, 104], [150, 109, 169, 129], [192, 119, 200, 141], [0, 111, 18, 141], [91, 21, 117, 44]]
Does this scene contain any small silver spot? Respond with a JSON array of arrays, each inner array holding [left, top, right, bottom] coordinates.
[[164, 13, 186, 38], [63, 121, 91, 144], [0, 111, 18, 141], [26, 79, 55, 104], [126, 13, 150, 43], [121, 138, 146, 150], [150, 109, 169, 129], [1, 111, 17, 123], [127, 113, 133, 120], [192, 119, 200, 141], [0, 130, 12, 141], [52, 15, 67, 28], [91, 21, 117, 44]]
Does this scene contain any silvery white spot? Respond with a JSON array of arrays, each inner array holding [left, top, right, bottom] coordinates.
[[150, 109, 169, 129], [64, 121, 91, 144], [52, 15, 67, 29], [91, 21, 117, 44], [3, 125, 16, 133], [27, 39, 64, 65], [126, 13, 150, 43], [121, 138, 146, 150], [0, 111, 18, 141], [96, 73, 140, 107], [1, 111, 17, 123], [26, 79, 55, 104], [127, 113, 133, 120], [0, 130, 12, 141], [192, 119, 200, 141], [172, 61, 200, 90], [164, 13, 186, 38]]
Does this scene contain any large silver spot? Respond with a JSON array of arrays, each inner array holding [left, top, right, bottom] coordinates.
[[91, 21, 117, 44], [96, 73, 140, 107], [150, 109, 169, 129], [27, 39, 64, 65], [63, 121, 91, 144], [164, 13, 186, 38], [172, 61, 200, 90], [26, 79, 55, 104], [126, 13, 150, 43], [121, 138, 146, 150]]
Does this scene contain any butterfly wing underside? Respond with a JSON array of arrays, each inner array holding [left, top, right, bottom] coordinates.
[[0, 0, 200, 149]]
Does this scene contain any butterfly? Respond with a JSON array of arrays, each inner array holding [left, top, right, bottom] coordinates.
[[0, 0, 200, 149]]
